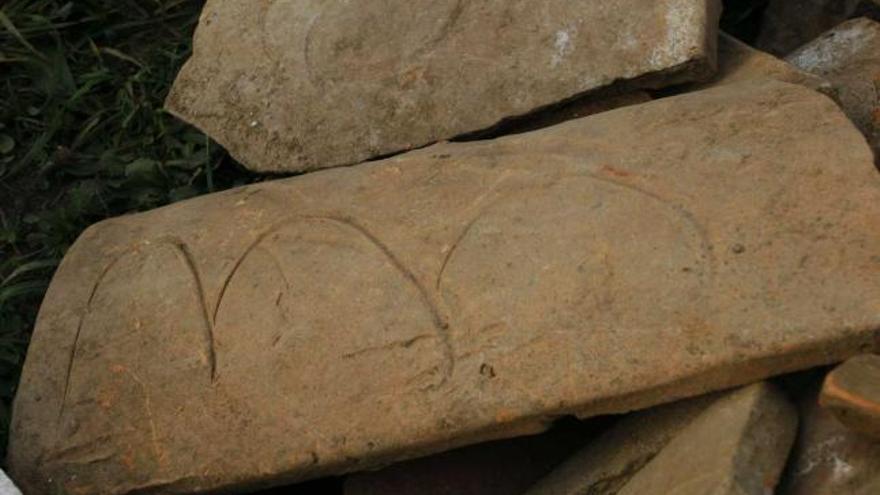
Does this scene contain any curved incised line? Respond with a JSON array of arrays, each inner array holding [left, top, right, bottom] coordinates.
[[581, 171, 718, 286], [434, 169, 717, 296], [213, 214, 454, 383], [59, 237, 220, 421], [436, 214, 481, 291], [160, 237, 218, 380], [59, 250, 132, 420]]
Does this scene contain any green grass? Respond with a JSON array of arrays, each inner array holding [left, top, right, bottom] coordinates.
[[0, 0, 256, 457]]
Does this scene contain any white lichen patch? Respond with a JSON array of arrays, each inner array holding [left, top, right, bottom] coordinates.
[[649, 0, 702, 69], [788, 20, 878, 73], [551, 29, 575, 68]]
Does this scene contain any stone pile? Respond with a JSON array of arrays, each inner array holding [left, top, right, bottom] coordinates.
[[7, 2, 880, 494]]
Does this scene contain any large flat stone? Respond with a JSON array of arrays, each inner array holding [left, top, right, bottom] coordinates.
[[617, 383, 797, 495], [167, 0, 721, 173], [787, 17, 880, 158], [820, 355, 880, 438], [781, 388, 880, 495], [10, 80, 880, 494]]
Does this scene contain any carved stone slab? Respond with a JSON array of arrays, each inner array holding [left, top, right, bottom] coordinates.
[[166, 0, 721, 173], [10, 81, 880, 494]]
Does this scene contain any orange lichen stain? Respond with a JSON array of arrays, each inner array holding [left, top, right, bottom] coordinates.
[[97, 388, 115, 409], [122, 449, 137, 471], [110, 363, 127, 374], [494, 408, 518, 423], [600, 164, 634, 178]]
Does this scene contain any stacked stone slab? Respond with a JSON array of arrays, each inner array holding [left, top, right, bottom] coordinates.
[[9, 80, 880, 494], [166, 0, 722, 173]]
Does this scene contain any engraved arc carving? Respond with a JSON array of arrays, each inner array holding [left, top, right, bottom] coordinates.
[[212, 215, 452, 420], [55, 241, 214, 472], [264, 0, 464, 87], [436, 174, 714, 380]]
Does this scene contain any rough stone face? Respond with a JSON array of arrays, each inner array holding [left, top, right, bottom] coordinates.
[[820, 355, 880, 438], [617, 383, 797, 495], [524, 394, 718, 495], [10, 81, 880, 494], [787, 17, 880, 157], [166, 0, 721, 173], [344, 421, 594, 495], [756, 0, 861, 56], [781, 389, 880, 495], [694, 33, 834, 95]]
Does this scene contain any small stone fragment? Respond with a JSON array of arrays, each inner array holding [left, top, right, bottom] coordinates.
[[820, 355, 880, 439], [167, 0, 722, 173], [524, 394, 718, 495], [787, 17, 880, 157], [694, 32, 834, 95], [756, 0, 861, 56], [781, 388, 880, 495], [616, 383, 797, 495], [10, 81, 880, 494]]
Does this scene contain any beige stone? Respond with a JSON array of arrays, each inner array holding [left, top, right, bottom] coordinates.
[[9, 81, 880, 494], [524, 394, 718, 495], [617, 383, 797, 495], [781, 389, 880, 495], [787, 17, 880, 158], [820, 354, 880, 439], [167, 0, 721, 173], [695, 33, 834, 95]]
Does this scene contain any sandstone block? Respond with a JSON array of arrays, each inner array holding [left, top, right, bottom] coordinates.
[[9, 81, 880, 494], [524, 394, 718, 495], [167, 0, 721, 173], [616, 383, 797, 495]]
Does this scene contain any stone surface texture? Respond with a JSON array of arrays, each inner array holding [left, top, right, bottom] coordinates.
[[617, 383, 797, 495], [9, 81, 880, 494], [167, 0, 721, 173], [696, 32, 834, 95], [781, 389, 880, 495], [820, 354, 880, 438], [524, 394, 718, 495], [787, 17, 880, 157], [756, 0, 861, 56]]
